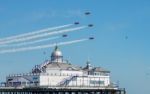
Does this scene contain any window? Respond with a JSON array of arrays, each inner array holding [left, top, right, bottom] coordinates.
[[7, 79, 13, 81], [22, 82, 26, 85], [90, 80, 105, 85], [94, 72, 100, 75], [33, 77, 38, 80]]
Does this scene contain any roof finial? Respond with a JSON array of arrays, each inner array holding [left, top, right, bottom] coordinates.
[[86, 57, 92, 70], [87, 55, 91, 64], [55, 43, 59, 51]]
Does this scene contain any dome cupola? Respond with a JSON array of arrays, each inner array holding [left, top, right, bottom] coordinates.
[[51, 46, 63, 63]]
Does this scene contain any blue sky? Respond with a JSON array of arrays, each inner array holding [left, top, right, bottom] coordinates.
[[0, 0, 150, 94]]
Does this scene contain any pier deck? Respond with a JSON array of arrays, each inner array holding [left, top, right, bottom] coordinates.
[[0, 86, 126, 94]]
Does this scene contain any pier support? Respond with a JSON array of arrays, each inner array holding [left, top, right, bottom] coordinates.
[[0, 88, 126, 94]]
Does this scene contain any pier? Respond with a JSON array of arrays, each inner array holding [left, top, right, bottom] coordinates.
[[0, 87, 126, 94], [0, 46, 126, 94]]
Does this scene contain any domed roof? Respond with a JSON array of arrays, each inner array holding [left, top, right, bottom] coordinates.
[[51, 46, 62, 57]]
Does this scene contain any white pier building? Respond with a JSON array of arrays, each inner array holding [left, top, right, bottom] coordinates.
[[6, 46, 112, 88]]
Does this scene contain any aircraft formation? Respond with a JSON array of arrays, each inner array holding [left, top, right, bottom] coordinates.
[[0, 12, 95, 54]]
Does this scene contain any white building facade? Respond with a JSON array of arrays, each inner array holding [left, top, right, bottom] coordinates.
[[6, 46, 111, 88]]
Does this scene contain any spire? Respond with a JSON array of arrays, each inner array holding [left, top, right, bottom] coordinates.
[[86, 59, 92, 70], [55, 45, 59, 51]]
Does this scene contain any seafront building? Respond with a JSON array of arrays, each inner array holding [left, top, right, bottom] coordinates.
[[0, 46, 126, 94], [6, 46, 111, 88]]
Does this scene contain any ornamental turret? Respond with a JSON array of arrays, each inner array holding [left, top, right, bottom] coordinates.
[[51, 46, 63, 63]]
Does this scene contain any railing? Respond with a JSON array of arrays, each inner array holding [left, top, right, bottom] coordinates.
[[0, 82, 126, 94], [1, 81, 119, 89], [0, 87, 126, 94], [7, 73, 109, 78], [7, 73, 82, 77]]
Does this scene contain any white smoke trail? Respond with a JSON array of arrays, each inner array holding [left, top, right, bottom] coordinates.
[[0, 38, 88, 54], [0, 26, 87, 45], [0, 24, 73, 42], [0, 36, 59, 47]]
